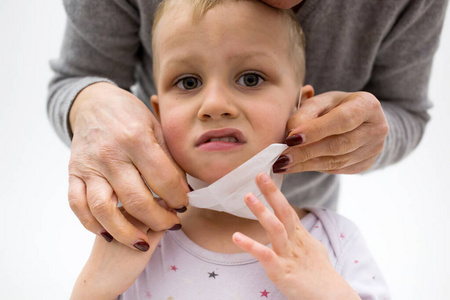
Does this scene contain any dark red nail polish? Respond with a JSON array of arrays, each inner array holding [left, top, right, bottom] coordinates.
[[273, 155, 290, 170], [134, 241, 150, 252], [285, 134, 304, 146], [175, 206, 187, 213], [273, 167, 287, 174], [101, 231, 113, 243], [168, 224, 182, 231]]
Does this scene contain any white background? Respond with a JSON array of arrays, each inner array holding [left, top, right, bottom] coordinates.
[[0, 1, 449, 299]]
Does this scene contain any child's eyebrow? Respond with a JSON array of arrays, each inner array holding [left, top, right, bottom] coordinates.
[[162, 51, 278, 69], [160, 57, 200, 73], [227, 51, 278, 64]]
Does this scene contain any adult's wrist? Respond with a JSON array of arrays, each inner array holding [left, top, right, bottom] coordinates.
[[69, 82, 119, 133]]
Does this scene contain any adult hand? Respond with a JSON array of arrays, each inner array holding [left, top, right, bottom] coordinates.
[[261, 0, 303, 9], [273, 90, 389, 174], [68, 82, 189, 251]]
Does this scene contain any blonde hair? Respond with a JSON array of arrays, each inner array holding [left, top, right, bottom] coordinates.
[[152, 0, 306, 82]]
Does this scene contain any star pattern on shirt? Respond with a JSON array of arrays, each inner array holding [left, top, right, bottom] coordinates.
[[129, 216, 374, 298]]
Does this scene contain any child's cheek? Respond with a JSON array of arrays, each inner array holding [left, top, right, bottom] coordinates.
[[162, 120, 183, 148], [161, 118, 190, 167], [255, 106, 290, 144]]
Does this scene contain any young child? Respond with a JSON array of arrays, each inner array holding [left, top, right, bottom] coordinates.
[[71, 0, 390, 299]]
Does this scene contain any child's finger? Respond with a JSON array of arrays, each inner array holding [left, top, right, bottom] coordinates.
[[244, 193, 290, 254], [256, 172, 307, 238], [232, 232, 279, 271]]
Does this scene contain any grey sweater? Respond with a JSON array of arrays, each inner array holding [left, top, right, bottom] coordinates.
[[48, 0, 448, 209]]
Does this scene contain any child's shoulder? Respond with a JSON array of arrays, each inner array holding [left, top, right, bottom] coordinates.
[[302, 208, 390, 297], [301, 207, 364, 261], [305, 207, 360, 233]]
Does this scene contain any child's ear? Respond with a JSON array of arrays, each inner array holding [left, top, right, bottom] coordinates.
[[150, 95, 161, 120], [300, 85, 314, 103]]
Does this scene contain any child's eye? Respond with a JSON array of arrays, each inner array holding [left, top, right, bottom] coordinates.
[[175, 76, 202, 90], [237, 73, 264, 87]]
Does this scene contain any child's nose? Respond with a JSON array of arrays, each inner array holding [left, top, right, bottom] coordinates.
[[197, 84, 239, 121]]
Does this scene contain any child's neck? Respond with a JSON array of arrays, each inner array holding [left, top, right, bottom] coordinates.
[[179, 206, 307, 254]]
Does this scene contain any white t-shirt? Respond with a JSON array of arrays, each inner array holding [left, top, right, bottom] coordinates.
[[119, 208, 390, 299]]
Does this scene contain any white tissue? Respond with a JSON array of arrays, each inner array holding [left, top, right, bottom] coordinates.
[[187, 143, 289, 220]]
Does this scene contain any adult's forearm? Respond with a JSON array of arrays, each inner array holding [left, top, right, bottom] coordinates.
[[370, 100, 430, 171], [363, 0, 448, 170], [48, 0, 143, 146]]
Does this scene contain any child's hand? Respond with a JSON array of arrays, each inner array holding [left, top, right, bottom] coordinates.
[[71, 209, 166, 300], [232, 173, 360, 300]]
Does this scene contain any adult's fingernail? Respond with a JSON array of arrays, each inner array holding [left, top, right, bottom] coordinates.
[[134, 240, 150, 252], [273, 167, 287, 174], [168, 224, 182, 231], [100, 231, 113, 243], [273, 155, 291, 170], [285, 134, 304, 146], [175, 206, 187, 213]]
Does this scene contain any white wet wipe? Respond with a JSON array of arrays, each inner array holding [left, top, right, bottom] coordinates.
[[187, 143, 289, 220]]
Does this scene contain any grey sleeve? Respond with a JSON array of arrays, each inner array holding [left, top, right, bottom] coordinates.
[[368, 0, 448, 169], [47, 0, 142, 146]]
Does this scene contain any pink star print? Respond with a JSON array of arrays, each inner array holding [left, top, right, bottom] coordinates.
[[171, 265, 178, 272], [340, 233, 345, 239], [315, 225, 319, 228], [145, 291, 152, 298], [260, 289, 270, 298], [354, 260, 359, 264]]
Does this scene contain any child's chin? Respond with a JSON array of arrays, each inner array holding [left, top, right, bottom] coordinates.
[[192, 165, 239, 184]]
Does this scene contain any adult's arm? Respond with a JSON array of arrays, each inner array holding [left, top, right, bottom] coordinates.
[[277, 0, 448, 174], [48, 0, 142, 145], [366, 0, 448, 169], [48, 0, 188, 250]]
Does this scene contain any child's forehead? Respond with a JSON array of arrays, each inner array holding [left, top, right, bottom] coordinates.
[[154, 1, 289, 46], [152, 0, 305, 83], [155, 0, 285, 32], [155, 7, 290, 64]]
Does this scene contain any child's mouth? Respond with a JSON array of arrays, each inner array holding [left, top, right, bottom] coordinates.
[[207, 137, 239, 143], [196, 128, 245, 151]]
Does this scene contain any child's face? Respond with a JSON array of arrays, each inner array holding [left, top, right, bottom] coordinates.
[[152, 1, 305, 183]]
